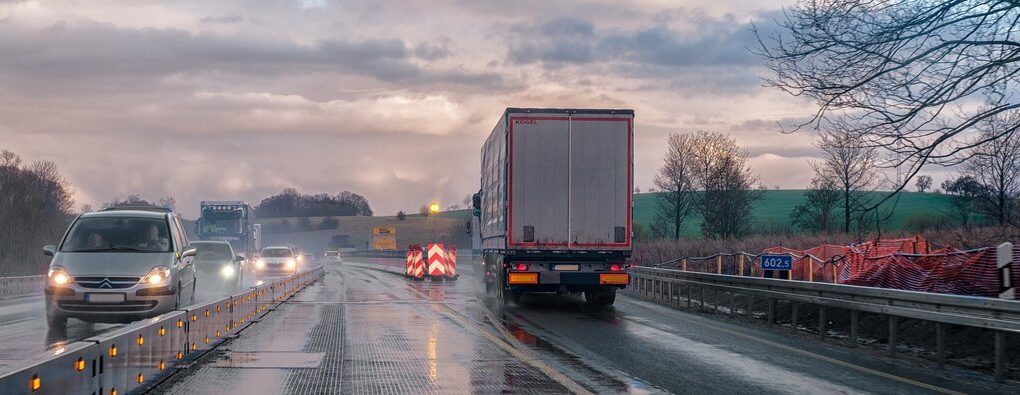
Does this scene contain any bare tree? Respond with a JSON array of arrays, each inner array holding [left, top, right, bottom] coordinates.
[[756, 1, 1020, 201], [689, 132, 761, 239], [814, 129, 879, 233], [915, 175, 933, 193], [966, 112, 1020, 226], [791, 177, 841, 232], [653, 133, 699, 240], [158, 196, 177, 210]]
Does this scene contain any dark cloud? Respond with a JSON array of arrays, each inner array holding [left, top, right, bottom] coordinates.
[[0, 19, 495, 95], [503, 11, 761, 69]]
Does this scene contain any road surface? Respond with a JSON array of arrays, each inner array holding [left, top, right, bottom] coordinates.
[[152, 258, 1013, 394]]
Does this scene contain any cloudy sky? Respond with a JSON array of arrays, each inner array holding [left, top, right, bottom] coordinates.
[[0, 0, 868, 218]]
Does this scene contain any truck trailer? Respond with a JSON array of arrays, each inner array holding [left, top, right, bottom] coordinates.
[[474, 108, 633, 306]]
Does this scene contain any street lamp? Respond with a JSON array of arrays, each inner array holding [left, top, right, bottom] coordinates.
[[428, 202, 440, 241]]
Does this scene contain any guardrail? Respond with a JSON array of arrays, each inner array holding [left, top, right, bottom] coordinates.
[[339, 250, 406, 258], [628, 266, 1020, 381], [0, 276, 45, 300], [0, 266, 324, 394]]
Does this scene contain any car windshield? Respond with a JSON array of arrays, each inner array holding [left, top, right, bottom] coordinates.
[[261, 248, 292, 257], [61, 216, 172, 253], [195, 243, 232, 260]]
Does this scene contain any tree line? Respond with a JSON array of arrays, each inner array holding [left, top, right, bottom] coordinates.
[[0, 150, 75, 275], [254, 188, 373, 218]]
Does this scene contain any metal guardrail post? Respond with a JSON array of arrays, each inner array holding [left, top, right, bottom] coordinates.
[[849, 311, 859, 347], [994, 332, 1006, 381], [818, 306, 826, 339], [745, 295, 753, 321], [888, 316, 898, 356], [936, 322, 946, 369], [791, 302, 799, 329], [767, 298, 776, 327]]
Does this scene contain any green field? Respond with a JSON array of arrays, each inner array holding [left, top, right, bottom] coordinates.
[[633, 190, 955, 238]]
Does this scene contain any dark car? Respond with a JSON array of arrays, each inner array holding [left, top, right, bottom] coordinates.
[[191, 240, 245, 291]]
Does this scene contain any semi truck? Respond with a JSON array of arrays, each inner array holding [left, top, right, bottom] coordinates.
[[196, 201, 258, 259], [474, 108, 633, 306]]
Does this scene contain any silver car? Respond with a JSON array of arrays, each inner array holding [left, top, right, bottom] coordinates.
[[43, 207, 198, 328]]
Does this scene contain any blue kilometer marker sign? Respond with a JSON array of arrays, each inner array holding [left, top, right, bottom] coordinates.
[[760, 254, 793, 270]]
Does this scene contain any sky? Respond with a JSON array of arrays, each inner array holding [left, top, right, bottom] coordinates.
[[0, 0, 955, 218]]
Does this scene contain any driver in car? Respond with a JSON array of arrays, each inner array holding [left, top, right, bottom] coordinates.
[[138, 223, 170, 251]]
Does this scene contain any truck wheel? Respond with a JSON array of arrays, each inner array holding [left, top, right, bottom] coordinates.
[[585, 290, 616, 306]]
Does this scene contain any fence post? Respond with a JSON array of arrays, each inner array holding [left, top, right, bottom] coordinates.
[[738, 254, 745, 276], [716, 255, 722, 274], [682, 258, 688, 272], [997, 242, 1015, 300], [807, 258, 814, 282]]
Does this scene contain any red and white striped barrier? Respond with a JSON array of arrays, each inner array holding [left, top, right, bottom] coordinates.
[[446, 246, 457, 277], [405, 244, 424, 279], [427, 243, 447, 277]]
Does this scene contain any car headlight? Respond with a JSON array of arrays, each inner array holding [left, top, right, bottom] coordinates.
[[286, 259, 296, 269], [142, 266, 171, 286], [47, 267, 72, 286], [220, 265, 236, 278], [255, 259, 265, 270], [295, 255, 303, 262]]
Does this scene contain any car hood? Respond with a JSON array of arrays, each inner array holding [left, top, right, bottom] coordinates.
[[51, 252, 176, 277], [195, 258, 233, 270]]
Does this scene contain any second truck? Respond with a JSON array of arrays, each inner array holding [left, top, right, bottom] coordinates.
[[474, 108, 633, 306]]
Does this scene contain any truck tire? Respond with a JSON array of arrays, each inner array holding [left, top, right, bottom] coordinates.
[[585, 290, 616, 306]]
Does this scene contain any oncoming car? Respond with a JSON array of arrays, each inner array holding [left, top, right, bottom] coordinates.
[[191, 240, 245, 291], [323, 250, 342, 263], [254, 246, 298, 276], [43, 207, 198, 328]]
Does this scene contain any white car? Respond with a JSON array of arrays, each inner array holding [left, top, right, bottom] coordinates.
[[254, 246, 298, 276]]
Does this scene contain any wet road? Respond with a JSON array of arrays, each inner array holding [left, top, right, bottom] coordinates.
[[0, 267, 259, 373], [154, 257, 1015, 394]]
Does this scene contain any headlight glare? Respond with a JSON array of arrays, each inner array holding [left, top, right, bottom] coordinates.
[[220, 265, 235, 278], [286, 259, 297, 269], [48, 267, 72, 286], [255, 259, 265, 270], [142, 266, 171, 286]]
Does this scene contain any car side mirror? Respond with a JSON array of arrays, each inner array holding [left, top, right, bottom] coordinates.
[[181, 248, 197, 259], [472, 192, 481, 209], [235, 255, 245, 262], [42, 245, 56, 256]]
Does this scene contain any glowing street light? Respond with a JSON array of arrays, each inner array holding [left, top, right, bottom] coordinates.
[[428, 202, 440, 241]]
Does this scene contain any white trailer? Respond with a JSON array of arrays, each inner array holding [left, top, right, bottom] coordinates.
[[475, 108, 633, 306]]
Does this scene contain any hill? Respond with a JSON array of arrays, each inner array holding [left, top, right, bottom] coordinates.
[[255, 213, 472, 253], [633, 190, 956, 238]]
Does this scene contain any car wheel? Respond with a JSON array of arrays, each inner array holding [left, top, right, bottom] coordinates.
[[174, 282, 182, 309], [46, 311, 67, 329]]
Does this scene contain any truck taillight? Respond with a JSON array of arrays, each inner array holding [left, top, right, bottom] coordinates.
[[610, 264, 623, 272], [514, 263, 528, 271]]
